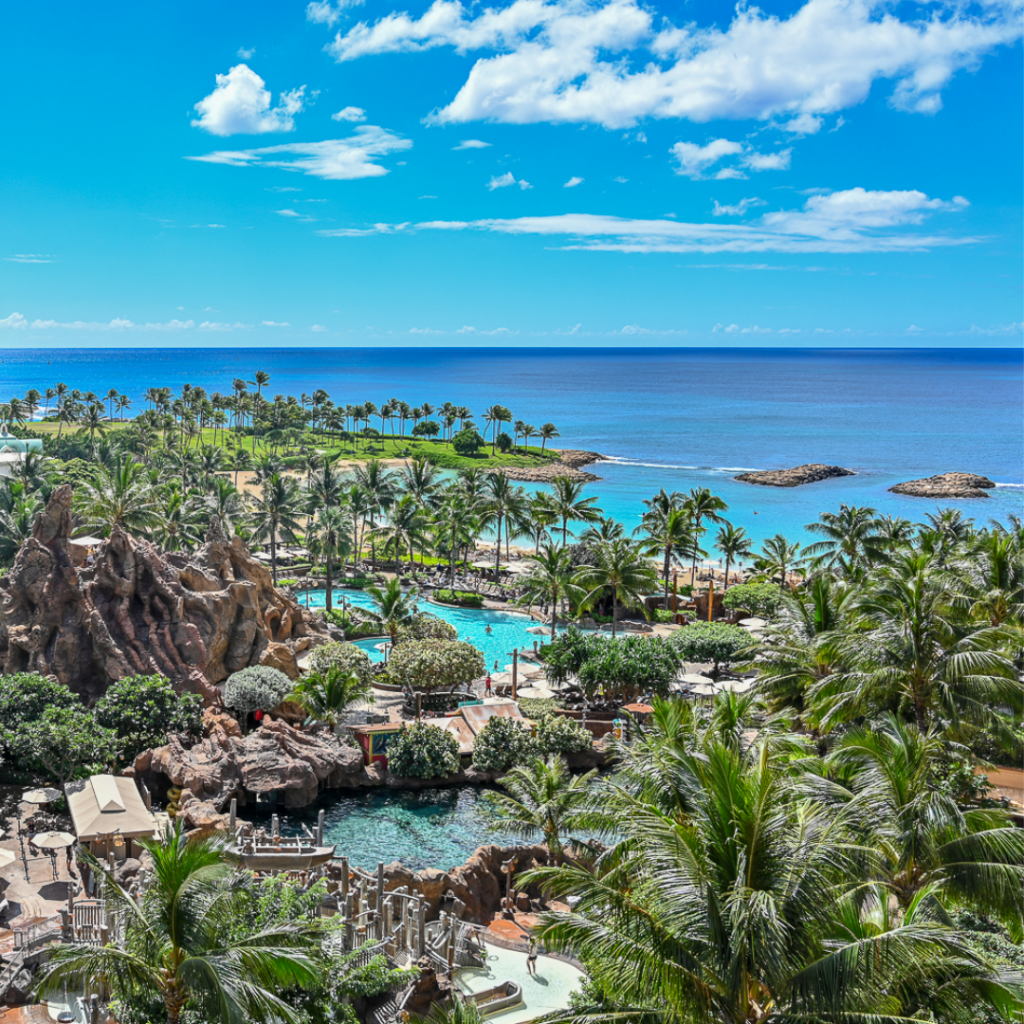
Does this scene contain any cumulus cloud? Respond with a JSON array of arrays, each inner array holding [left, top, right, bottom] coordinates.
[[0, 313, 28, 329], [332, 105, 367, 121], [563, 176, 584, 187], [192, 65, 309, 136], [237, 46, 256, 59], [396, 187, 975, 253], [187, 127, 412, 179], [453, 139, 491, 149], [14, 317, 198, 332], [307, 0, 363, 27], [487, 171, 531, 190], [322, 0, 1021, 127], [671, 139, 790, 178]]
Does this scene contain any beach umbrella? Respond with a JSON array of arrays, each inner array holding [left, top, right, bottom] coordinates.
[[0, 850, 16, 869], [23, 788, 61, 806], [678, 673, 712, 686], [516, 685, 556, 700], [738, 617, 767, 628], [33, 831, 76, 850]]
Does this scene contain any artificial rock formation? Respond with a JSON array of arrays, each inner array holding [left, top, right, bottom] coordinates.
[[499, 449, 603, 483], [734, 463, 855, 487], [0, 485, 329, 702], [135, 712, 368, 812], [889, 472, 996, 498]]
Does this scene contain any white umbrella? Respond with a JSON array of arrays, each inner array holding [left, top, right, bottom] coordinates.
[[23, 788, 61, 805], [678, 673, 712, 686], [0, 849, 16, 868], [738, 617, 767, 628], [33, 831, 76, 850], [516, 685, 557, 700]]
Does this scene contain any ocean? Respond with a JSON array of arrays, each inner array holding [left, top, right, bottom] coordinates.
[[1, 347, 1020, 545]]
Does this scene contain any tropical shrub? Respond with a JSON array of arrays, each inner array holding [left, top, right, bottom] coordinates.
[[451, 428, 485, 455], [576, 634, 679, 701], [307, 641, 375, 689], [433, 588, 484, 608], [517, 696, 566, 720], [472, 715, 537, 772], [536, 713, 592, 755], [412, 420, 439, 438], [94, 674, 203, 764], [387, 722, 460, 778], [721, 581, 782, 618], [542, 626, 601, 687], [396, 615, 459, 642], [0, 672, 79, 755], [496, 432, 513, 452], [224, 665, 294, 715], [386, 638, 485, 691], [671, 622, 752, 676], [23, 705, 116, 785]]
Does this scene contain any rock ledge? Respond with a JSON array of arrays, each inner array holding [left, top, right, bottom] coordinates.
[[735, 464, 854, 488], [499, 449, 603, 483], [889, 472, 995, 498]]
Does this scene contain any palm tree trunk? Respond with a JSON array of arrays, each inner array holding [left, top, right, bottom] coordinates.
[[494, 514, 503, 582], [724, 555, 732, 591], [551, 585, 558, 640], [611, 585, 618, 638], [270, 532, 278, 586], [325, 550, 333, 613]]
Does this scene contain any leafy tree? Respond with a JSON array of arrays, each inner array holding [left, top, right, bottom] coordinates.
[[307, 641, 376, 688], [496, 431, 513, 453], [386, 638, 485, 692], [671, 621, 752, 677], [93, 675, 203, 765], [387, 722, 460, 778], [396, 615, 458, 642], [577, 634, 680, 701], [451, 427, 485, 455], [535, 713, 592, 755], [720, 580, 782, 618], [412, 419, 439, 438], [287, 666, 372, 729], [472, 715, 538, 772], [34, 822, 321, 1024], [23, 705, 115, 785], [224, 665, 294, 716], [542, 626, 602, 689]]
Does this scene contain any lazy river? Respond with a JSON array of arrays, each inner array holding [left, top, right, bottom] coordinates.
[[297, 587, 553, 671]]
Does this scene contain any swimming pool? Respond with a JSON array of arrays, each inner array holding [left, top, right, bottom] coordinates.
[[299, 588, 552, 671]]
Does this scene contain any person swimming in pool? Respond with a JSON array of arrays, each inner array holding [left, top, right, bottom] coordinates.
[[485, 624, 492, 634]]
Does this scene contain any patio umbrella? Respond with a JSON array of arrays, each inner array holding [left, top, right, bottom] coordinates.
[[0, 850, 16, 868], [678, 673, 712, 686], [23, 788, 61, 806], [33, 831, 76, 850], [516, 685, 556, 700], [738, 617, 767, 628]]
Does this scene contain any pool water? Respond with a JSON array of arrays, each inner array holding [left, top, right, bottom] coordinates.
[[299, 588, 551, 671], [269, 785, 527, 872]]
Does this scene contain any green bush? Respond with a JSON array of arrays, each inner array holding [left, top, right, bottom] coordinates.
[[396, 615, 459, 642], [517, 696, 566, 720], [307, 642, 375, 689], [721, 582, 782, 619], [671, 622, 753, 675], [387, 638, 485, 691], [387, 722, 460, 778], [472, 715, 537, 772], [94, 675, 203, 765], [451, 427, 485, 456], [496, 432, 513, 453], [433, 588, 484, 608], [224, 665, 294, 715], [536, 713, 592, 755]]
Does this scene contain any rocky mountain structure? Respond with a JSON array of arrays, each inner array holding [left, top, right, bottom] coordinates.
[[889, 472, 996, 498], [499, 448, 603, 482], [735, 463, 855, 487], [0, 485, 330, 702]]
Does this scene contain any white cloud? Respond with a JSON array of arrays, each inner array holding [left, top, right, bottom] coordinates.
[[563, 176, 584, 188], [4, 254, 54, 263], [187, 127, 412, 179], [0, 312, 28, 329], [237, 46, 256, 59], [671, 139, 743, 178], [326, 0, 1021, 127], [671, 139, 790, 178], [318, 222, 410, 236], [613, 176, 628, 183], [267, 186, 302, 192], [310, 324, 327, 331], [404, 187, 974, 253], [192, 65, 308, 136], [409, 327, 444, 333], [487, 171, 531, 190], [332, 106, 367, 121], [18, 317, 197, 332], [420, 194, 438, 199], [198, 321, 248, 331], [276, 209, 302, 217], [453, 139, 491, 150], [307, 0, 364, 27], [781, 112, 822, 135], [456, 325, 477, 333], [712, 197, 765, 217], [261, 320, 291, 326]]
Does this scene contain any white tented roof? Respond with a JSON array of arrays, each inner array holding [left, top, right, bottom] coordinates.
[[67, 775, 157, 841]]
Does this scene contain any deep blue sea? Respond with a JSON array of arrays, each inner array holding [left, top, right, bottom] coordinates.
[[1, 347, 1020, 545]]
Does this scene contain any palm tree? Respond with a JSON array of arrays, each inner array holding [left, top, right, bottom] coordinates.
[[248, 473, 304, 585], [956, 529, 1024, 626], [0, 487, 43, 564], [714, 521, 753, 590], [77, 458, 159, 535], [365, 577, 419, 645], [481, 473, 527, 581], [76, 401, 108, 457], [372, 494, 428, 575], [521, 423, 536, 452], [548, 475, 603, 546], [574, 538, 657, 637], [804, 504, 886, 575], [518, 544, 581, 638], [152, 487, 206, 551], [757, 532, 803, 590], [307, 505, 353, 611], [830, 715, 1024, 931], [287, 666, 372, 728], [353, 459, 397, 566], [116, 393, 132, 421], [400, 457, 441, 511], [484, 754, 595, 864], [433, 494, 481, 587], [33, 822, 320, 1024], [581, 516, 625, 545], [683, 486, 728, 585], [205, 477, 246, 532], [637, 505, 697, 610], [230, 446, 253, 489], [538, 422, 559, 453]]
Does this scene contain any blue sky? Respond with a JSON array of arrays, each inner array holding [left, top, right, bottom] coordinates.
[[1, 0, 1021, 347]]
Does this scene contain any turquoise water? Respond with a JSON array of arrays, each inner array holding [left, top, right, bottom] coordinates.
[[3, 347, 1020, 543], [300, 589, 546, 671], [271, 785, 524, 872]]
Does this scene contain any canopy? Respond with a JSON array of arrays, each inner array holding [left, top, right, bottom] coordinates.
[[23, 787, 61, 805], [68, 535, 106, 548], [738, 617, 767, 628], [33, 830, 75, 850], [0, 850, 15, 868], [67, 775, 157, 842]]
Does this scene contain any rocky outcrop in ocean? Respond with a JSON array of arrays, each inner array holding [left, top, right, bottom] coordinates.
[[0, 485, 329, 702], [889, 472, 996, 498], [734, 464, 855, 487], [499, 448, 603, 482]]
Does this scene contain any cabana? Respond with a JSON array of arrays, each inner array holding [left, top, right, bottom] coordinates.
[[66, 775, 157, 861]]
